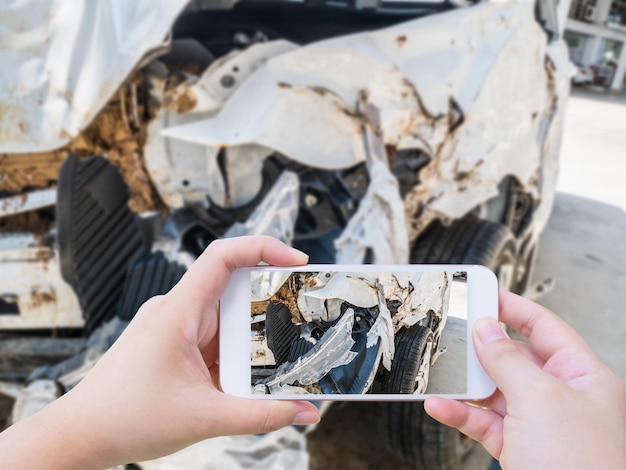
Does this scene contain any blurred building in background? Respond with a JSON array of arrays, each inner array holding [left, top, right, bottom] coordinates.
[[560, 0, 626, 92]]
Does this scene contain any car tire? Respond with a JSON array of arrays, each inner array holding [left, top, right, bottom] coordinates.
[[376, 400, 476, 469], [381, 325, 434, 395], [377, 216, 517, 469]]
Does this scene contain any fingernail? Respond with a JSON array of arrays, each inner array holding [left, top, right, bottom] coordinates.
[[292, 410, 320, 425], [474, 317, 508, 345], [290, 247, 309, 263]]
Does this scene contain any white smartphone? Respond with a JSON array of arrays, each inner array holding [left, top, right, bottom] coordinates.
[[220, 264, 497, 401]]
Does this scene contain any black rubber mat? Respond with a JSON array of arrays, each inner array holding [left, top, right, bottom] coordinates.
[[117, 251, 186, 321], [57, 153, 146, 332], [265, 302, 298, 367], [287, 337, 314, 363]]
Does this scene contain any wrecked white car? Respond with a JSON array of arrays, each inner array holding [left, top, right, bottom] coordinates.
[[250, 270, 455, 395], [0, 0, 568, 467]]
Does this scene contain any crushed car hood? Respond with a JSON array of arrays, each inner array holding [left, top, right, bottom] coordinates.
[[0, 0, 188, 153]]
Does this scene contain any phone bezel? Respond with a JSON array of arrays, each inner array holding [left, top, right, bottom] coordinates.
[[220, 264, 497, 400]]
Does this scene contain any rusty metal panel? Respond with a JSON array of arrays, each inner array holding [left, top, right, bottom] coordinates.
[[0, 235, 82, 329]]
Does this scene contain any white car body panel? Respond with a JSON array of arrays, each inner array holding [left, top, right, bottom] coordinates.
[[0, 0, 188, 153]]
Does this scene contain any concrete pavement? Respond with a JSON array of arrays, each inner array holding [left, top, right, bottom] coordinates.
[[532, 87, 626, 382]]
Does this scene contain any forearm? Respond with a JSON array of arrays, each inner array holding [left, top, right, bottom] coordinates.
[[0, 394, 111, 470]]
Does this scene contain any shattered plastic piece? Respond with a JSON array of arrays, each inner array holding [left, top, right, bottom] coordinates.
[[144, 111, 225, 209], [367, 289, 396, 371], [270, 384, 311, 395], [296, 292, 326, 324], [0, 336, 86, 383], [133, 426, 308, 470], [0, 381, 22, 400], [224, 171, 299, 245], [10, 380, 59, 425], [148, 42, 296, 209], [251, 271, 292, 301], [27, 318, 130, 391], [58, 318, 129, 390], [335, 161, 409, 264], [263, 309, 357, 394], [252, 384, 266, 395], [0, 189, 56, 218]]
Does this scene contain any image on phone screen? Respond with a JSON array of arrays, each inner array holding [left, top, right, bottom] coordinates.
[[249, 270, 467, 395]]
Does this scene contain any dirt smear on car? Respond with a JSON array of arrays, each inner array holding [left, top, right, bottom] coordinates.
[[0, 76, 166, 218]]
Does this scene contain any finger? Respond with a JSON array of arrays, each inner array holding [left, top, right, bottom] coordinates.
[[424, 397, 503, 459], [168, 236, 308, 315], [469, 340, 544, 417], [498, 291, 594, 361], [201, 394, 320, 438], [473, 317, 547, 400]]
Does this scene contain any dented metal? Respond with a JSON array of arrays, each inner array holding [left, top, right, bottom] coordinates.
[[2, 0, 568, 265], [0, 235, 82, 329], [367, 288, 395, 371], [224, 171, 300, 245], [162, 0, 568, 248], [334, 161, 409, 264], [0, 0, 189, 153], [0, 189, 56, 218], [0, 5, 567, 463]]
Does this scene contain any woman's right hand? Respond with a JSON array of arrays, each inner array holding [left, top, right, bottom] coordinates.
[[425, 291, 626, 469]]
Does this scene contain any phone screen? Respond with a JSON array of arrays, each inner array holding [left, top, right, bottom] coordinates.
[[249, 270, 467, 396]]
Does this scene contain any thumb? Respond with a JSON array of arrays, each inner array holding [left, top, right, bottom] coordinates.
[[473, 317, 545, 401]]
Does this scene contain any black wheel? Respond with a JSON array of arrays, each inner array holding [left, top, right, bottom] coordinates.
[[377, 216, 517, 468], [381, 326, 434, 394], [377, 400, 476, 468], [411, 217, 518, 291]]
